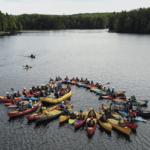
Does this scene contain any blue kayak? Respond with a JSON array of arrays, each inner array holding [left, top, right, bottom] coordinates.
[[94, 89, 101, 94], [21, 95, 39, 101], [118, 111, 146, 122], [78, 84, 86, 87]]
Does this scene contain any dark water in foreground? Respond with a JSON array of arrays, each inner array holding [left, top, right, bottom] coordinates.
[[0, 29, 150, 150]]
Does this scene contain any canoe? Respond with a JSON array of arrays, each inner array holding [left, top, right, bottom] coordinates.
[[27, 105, 59, 121], [8, 102, 41, 117], [40, 90, 72, 104], [107, 119, 131, 135], [136, 111, 150, 117], [86, 118, 97, 135], [35, 110, 63, 123], [0, 96, 22, 103], [96, 112, 112, 132], [74, 110, 89, 128]]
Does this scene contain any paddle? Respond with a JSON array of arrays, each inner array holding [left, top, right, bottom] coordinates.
[[23, 66, 32, 68], [103, 82, 110, 86]]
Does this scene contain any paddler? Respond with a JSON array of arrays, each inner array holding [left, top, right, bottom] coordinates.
[[99, 112, 107, 122], [18, 102, 23, 110], [84, 78, 88, 84], [129, 110, 136, 122], [136, 104, 142, 112], [75, 77, 79, 82], [70, 111, 77, 119], [28, 100, 33, 108], [13, 91, 17, 99], [5, 92, 12, 99], [111, 87, 115, 93], [88, 108, 96, 118], [80, 78, 84, 82], [16, 91, 21, 97], [65, 76, 69, 81], [77, 109, 85, 120], [87, 117, 95, 127], [59, 101, 65, 110], [29, 88, 33, 95], [63, 106, 70, 116], [22, 87, 27, 96]]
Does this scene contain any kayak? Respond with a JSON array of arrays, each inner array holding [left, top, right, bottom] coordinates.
[[35, 109, 63, 123], [94, 89, 101, 94], [76, 82, 84, 86], [74, 110, 89, 128], [78, 84, 86, 87], [8, 102, 41, 117], [27, 105, 60, 121], [96, 112, 112, 132], [40, 90, 72, 104], [110, 112, 138, 130], [114, 91, 126, 96], [118, 111, 146, 122], [101, 96, 112, 99], [86, 118, 97, 135], [4, 100, 28, 106], [136, 111, 150, 117], [0, 96, 22, 103], [59, 107, 73, 123], [107, 119, 131, 135], [61, 80, 70, 84], [7, 101, 29, 108], [132, 100, 148, 106], [70, 81, 78, 85]]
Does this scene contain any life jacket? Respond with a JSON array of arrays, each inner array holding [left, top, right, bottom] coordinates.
[[78, 112, 84, 119], [130, 112, 136, 118], [6, 95, 11, 99], [103, 115, 106, 121], [88, 110, 96, 117], [22, 89, 27, 94]]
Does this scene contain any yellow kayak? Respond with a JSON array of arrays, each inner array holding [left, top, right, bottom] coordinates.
[[107, 119, 131, 135], [40, 90, 72, 104], [96, 112, 112, 132]]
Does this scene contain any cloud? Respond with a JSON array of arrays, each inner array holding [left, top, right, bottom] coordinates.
[[0, 0, 149, 15]]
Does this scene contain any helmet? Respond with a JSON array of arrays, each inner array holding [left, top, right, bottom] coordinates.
[[29, 100, 32, 103], [6, 92, 9, 94], [80, 109, 83, 112], [15, 91, 17, 93], [61, 101, 64, 104], [72, 111, 74, 113], [90, 107, 93, 111], [104, 86, 106, 88], [102, 112, 105, 115], [91, 117, 93, 120], [24, 87, 26, 89], [112, 87, 114, 89], [30, 88, 32, 90], [119, 116, 121, 120]]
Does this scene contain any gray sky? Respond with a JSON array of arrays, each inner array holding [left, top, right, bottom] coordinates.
[[0, 0, 149, 15]]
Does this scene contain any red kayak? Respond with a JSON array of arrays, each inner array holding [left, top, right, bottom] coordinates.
[[124, 122, 138, 130], [4, 100, 28, 106], [27, 105, 59, 121], [75, 119, 86, 128], [86, 118, 97, 135], [76, 82, 84, 86], [8, 102, 41, 117], [70, 81, 78, 85], [101, 96, 113, 99], [0, 96, 22, 103]]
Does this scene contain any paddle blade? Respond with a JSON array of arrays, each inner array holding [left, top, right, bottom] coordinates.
[[11, 88, 14, 91], [107, 82, 110, 84]]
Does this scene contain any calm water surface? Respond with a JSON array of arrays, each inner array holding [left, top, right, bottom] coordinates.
[[0, 29, 150, 150]]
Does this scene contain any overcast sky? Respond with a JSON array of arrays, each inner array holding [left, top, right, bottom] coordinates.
[[0, 0, 149, 15]]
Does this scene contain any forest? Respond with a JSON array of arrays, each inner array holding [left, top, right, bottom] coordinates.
[[0, 7, 150, 34]]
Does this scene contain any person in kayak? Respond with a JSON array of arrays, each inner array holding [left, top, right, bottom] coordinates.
[[59, 101, 65, 110], [88, 108, 96, 118], [65, 76, 69, 81], [90, 81, 94, 85], [118, 116, 122, 125], [16, 91, 21, 97], [29, 88, 33, 95], [18, 102, 23, 110], [129, 102, 133, 110], [109, 103, 114, 113], [136, 104, 142, 112], [25, 65, 29, 68], [28, 100, 33, 108], [87, 117, 95, 127], [77, 109, 85, 120], [70, 111, 77, 119], [22, 88, 27, 96], [84, 78, 88, 84], [111, 87, 115, 93], [103, 106, 110, 118], [107, 87, 110, 93], [5, 92, 12, 99], [39, 90, 45, 97], [71, 77, 75, 81], [129, 110, 136, 122], [80, 78, 84, 82], [75, 77, 79, 82], [99, 112, 107, 122], [103, 86, 107, 92], [124, 104, 129, 113], [63, 106, 70, 116], [13, 91, 18, 99], [55, 91, 60, 98]]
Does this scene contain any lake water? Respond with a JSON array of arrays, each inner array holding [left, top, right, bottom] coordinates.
[[0, 29, 150, 150]]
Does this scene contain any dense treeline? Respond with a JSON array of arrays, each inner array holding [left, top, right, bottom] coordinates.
[[1, 8, 150, 34], [16, 13, 109, 30], [108, 8, 150, 33], [0, 11, 22, 34]]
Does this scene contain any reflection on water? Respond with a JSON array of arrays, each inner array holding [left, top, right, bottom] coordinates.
[[0, 29, 150, 149]]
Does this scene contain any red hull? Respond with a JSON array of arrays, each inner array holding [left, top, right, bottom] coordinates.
[[4, 100, 26, 106], [86, 123, 97, 135], [8, 102, 41, 117], [124, 122, 138, 130], [0, 97, 22, 103], [75, 119, 86, 128]]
